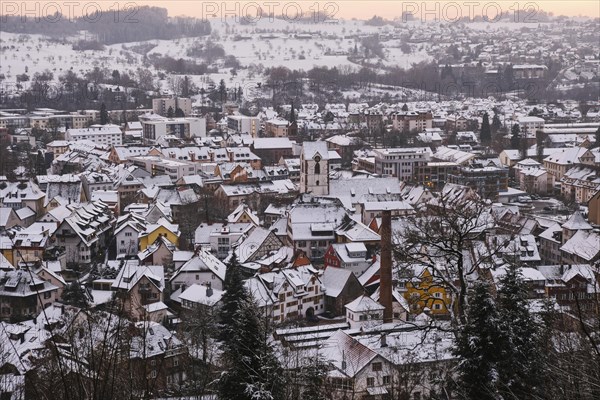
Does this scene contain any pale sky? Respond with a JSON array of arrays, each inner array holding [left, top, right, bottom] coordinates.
[[3, 1, 599, 20]]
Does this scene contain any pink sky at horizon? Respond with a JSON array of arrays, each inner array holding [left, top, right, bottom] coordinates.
[[2, 1, 599, 20]]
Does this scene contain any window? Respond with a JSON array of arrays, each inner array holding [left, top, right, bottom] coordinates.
[[372, 362, 382, 372], [314, 161, 320, 175], [366, 377, 375, 387], [433, 292, 442, 299], [150, 370, 157, 379], [383, 375, 391, 385]]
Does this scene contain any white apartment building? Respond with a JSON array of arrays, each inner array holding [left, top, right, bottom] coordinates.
[[518, 116, 545, 134], [373, 147, 432, 182], [65, 124, 122, 146], [141, 117, 206, 144], [227, 115, 259, 137]]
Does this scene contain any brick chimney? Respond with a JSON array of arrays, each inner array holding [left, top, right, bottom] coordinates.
[[380, 210, 393, 323]]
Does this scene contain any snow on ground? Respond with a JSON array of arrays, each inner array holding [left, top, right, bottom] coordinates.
[[0, 32, 153, 83]]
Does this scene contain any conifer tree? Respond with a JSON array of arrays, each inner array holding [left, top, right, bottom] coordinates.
[[454, 280, 504, 400], [99, 103, 109, 125], [167, 106, 174, 118], [510, 123, 521, 150], [496, 264, 544, 399], [491, 113, 502, 134], [480, 112, 491, 145], [218, 255, 284, 400]]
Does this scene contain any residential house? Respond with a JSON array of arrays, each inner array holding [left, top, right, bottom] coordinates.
[[321, 330, 396, 400], [170, 250, 227, 292], [324, 243, 372, 276], [178, 282, 224, 310], [53, 200, 114, 265], [560, 166, 600, 203], [138, 236, 177, 266], [129, 321, 189, 392], [286, 199, 347, 261], [322, 266, 364, 316], [0, 208, 20, 232], [400, 265, 451, 317], [345, 295, 385, 329], [111, 262, 165, 321], [0, 270, 59, 321], [114, 213, 147, 257], [543, 147, 595, 181], [138, 218, 180, 251]]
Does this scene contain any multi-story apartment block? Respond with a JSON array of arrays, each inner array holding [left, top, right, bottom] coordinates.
[[227, 115, 259, 136], [390, 111, 433, 133], [152, 97, 193, 117], [66, 124, 123, 146], [373, 147, 432, 182], [141, 117, 206, 144]]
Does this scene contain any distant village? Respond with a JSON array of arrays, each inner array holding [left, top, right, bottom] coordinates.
[[0, 90, 599, 399], [0, 4, 599, 398]]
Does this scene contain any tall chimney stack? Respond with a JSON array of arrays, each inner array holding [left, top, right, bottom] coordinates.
[[380, 210, 393, 323]]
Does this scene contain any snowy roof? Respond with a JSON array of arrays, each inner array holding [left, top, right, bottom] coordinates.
[[322, 267, 355, 298], [321, 330, 379, 378], [252, 137, 293, 149], [544, 147, 590, 165], [179, 284, 224, 306], [335, 217, 380, 242], [172, 250, 227, 282], [560, 230, 600, 262], [111, 263, 164, 291], [302, 141, 329, 160], [562, 211, 592, 231], [345, 295, 384, 313]]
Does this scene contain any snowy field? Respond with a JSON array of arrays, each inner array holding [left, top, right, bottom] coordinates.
[[0, 18, 558, 96]]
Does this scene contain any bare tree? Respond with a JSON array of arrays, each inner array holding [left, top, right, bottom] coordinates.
[[393, 190, 499, 334]]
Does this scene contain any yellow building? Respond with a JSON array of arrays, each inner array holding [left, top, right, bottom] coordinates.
[[138, 219, 180, 251], [403, 265, 451, 316]]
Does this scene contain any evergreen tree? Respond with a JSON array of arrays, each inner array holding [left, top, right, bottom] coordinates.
[[167, 106, 174, 118], [454, 280, 504, 400], [300, 355, 329, 400], [218, 79, 227, 103], [61, 281, 90, 308], [491, 113, 502, 134], [99, 103, 109, 125], [536, 130, 546, 163], [289, 101, 296, 123], [401, 103, 408, 111], [35, 150, 46, 175], [480, 112, 491, 145], [218, 255, 284, 400], [182, 75, 190, 97], [510, 123, 521, 150], [175, 107, 185, 117], [496, 264, 544, 399]]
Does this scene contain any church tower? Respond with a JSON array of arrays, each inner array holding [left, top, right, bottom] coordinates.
[[300, 141, 329, 195]]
